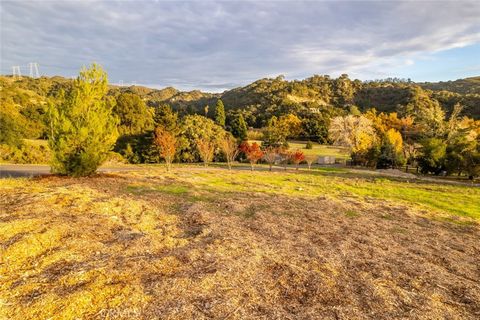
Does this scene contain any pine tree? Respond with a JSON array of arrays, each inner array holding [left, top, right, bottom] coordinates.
[[231, 113, 248, 141], [48, 63, 119, 177], [214, 99, 226, 127], [154, 104, 178, 132]]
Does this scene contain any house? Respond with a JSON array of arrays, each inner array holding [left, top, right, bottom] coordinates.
[[317, 156, 335, 165]]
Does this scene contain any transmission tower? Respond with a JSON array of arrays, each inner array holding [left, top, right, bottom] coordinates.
[[12, 66, 21, 78], [29, 62, 40, 78]]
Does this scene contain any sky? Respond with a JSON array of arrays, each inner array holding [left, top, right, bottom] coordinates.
[[1, 0, 480, 92]]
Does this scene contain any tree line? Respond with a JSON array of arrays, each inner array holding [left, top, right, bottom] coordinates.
[[1, 64, 479, 178]]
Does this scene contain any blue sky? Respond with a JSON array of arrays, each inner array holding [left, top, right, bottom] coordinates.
[[389, 43, 480, 82], [1, 0, 479, 92]]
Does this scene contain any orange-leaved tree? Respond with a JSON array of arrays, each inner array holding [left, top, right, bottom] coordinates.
[[154, 126, 177, 171], [240, 142, 264, 171], [292, 149, 305, 170]]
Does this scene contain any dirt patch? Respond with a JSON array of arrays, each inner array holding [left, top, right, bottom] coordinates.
[[376, 168, 418, 179]]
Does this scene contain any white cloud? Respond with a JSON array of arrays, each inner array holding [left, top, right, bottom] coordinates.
[[1, 0, 479, 91]]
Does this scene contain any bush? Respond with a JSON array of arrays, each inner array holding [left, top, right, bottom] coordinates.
[[247, 129, 263, 141], [103, 152, 127, 166], [305, 141, 313, 149], [115, 132, 160, 164], [0, 106, 24, 147], [0, 142, 51, 164], [376, 142, 405, 169]]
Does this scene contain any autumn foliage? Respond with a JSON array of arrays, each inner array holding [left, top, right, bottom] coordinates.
[[292, 149, 305, 170], [154, 127, 177, 171], [240, 142, 264, 170]]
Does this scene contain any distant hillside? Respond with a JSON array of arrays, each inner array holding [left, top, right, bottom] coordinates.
[[418, 77, 480, 95], [113, 83, 218, 113], [1, 74, 479, 130]]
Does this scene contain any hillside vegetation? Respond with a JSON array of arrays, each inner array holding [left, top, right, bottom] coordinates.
[[418, 76, 480, 95], [2, 74, 479, 128], [1, 70, 479, 179], [2, 74, 479, 136]]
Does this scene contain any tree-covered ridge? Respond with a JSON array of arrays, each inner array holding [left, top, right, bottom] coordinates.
[[1, 73, 479, 148], [1, 73, 479, 160], [1, 69, 479, 178], [418, 76, 480, 95], [2, 74, 479, 126]]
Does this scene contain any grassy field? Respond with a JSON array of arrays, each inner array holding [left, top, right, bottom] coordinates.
[[286, 140, 349, 159], [250, 140, 350, 159], [1, 166, 479, 319]]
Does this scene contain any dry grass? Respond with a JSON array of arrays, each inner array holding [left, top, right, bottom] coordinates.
[[1, 167, 479, 319]]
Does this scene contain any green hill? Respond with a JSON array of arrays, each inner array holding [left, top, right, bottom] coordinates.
[[1, 74, 479, 138], [418, 76, 480, 95]]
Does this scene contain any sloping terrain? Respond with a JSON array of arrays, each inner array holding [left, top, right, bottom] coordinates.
[[418, 76, 480, 95], [1, 167, 479, 319]]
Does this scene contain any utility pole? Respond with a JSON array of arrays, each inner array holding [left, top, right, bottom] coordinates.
[[29, 62, 40, 78]]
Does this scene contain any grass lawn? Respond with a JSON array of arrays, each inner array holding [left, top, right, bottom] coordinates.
[[249, 140, 350, 159], [1, 166, 479, 319], [286, 140, 349, 159], [186, 168, 479, 220]]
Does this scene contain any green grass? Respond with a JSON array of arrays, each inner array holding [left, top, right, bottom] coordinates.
[[345, 210, 360, 218], [288, 140, 349, 159], [249, 140, 349, 159], [181, 169, 479, 220], [126, 184, 190, 195]]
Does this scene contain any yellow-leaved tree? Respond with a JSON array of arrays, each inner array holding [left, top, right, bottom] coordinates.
[[385, 128, 403, 154], [329, 115, 376, 163]]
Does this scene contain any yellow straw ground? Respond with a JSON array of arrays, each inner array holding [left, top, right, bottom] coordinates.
[[1, 168, 479, 319]]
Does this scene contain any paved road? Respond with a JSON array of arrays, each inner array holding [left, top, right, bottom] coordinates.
[[0, 164, 284, 178], [0, 164, 141, 178], [1, 164, 478, 187]]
